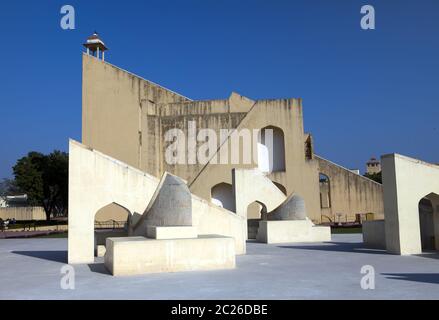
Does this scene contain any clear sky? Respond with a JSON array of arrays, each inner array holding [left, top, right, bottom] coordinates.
[[0, 0, 438, 178]]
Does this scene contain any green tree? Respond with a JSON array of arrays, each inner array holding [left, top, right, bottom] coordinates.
[[363, 171, 382, 184], [12, 151, 68, 220]]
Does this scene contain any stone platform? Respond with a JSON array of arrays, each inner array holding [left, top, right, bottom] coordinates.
[[3, 235, 439, 299], [105, 235, 236, 276], [256, 219, 331, 244]]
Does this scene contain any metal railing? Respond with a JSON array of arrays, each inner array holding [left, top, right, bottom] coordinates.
[[94, 220, 127, 230], [320, 213, 376, 226]]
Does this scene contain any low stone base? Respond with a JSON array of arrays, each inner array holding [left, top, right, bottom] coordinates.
[[105, 235, 236, 276], [94, 229, 127, 257], [146, 226, 197, 239], [256, 219, 331, 244]]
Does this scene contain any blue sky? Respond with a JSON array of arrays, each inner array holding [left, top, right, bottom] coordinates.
[[0, 0, 438, 178]]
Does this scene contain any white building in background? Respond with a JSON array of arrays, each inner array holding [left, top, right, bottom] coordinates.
[[0, 197, 7, 208], [0, 194, 28, 208]]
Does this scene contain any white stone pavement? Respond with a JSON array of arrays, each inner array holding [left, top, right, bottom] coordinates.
[[0, 234, 438, 299]]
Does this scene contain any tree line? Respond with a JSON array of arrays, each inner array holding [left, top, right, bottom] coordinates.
[[0, 151, 68, 221]]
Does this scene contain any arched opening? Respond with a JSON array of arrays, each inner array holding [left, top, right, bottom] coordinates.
[[247, 201, 267, 239], [247, 201, 267, 220], [94, 203, 130, 257], [95, 202, 130, 226], [272, 181, 287, 195], [418, 193, 438, 251], [211, 183, 235, 212], [257, 126, 286, 173], [319, 173, 331, 208]]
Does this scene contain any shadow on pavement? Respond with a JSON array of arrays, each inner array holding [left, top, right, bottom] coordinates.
[[414, 251, 439, 260], [383, 273, 439, 285], [88, 263, 111, 275], [11, 250, 67, 263], [277, 242, 388, 255]]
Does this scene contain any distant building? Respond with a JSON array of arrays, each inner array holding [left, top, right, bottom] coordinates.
[[0, 194, 46, 220], [0, 194, 28, 207], [366, 157, 381, 174]]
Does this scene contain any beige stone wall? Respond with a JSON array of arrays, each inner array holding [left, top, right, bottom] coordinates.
[[157, 98, 248, 182], [0, 207, 46, 220], [187, 98, 322, 223], [382, 154, 439, 255], [82, 54, 190, 174], [81, 55, 384, 225], [316, 156, 384, 222]]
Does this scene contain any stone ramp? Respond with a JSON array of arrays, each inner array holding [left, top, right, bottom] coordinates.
[[130, 172, 192, 236]]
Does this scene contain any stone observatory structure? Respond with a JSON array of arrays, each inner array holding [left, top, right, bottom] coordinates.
[[129, 173, 193, 236], [80, 33, 384, 231], [260, 193, 331, 244], [269, 194, 307, 221], [68, 140, 243, 275], [68, 141, 330, 273], [232, 169, 331, 244], [67, 33, 386, 274], [363, 154, 439, 255]]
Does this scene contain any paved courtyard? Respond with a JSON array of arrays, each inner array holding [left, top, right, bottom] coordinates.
[[0, 234, 438, 299]]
